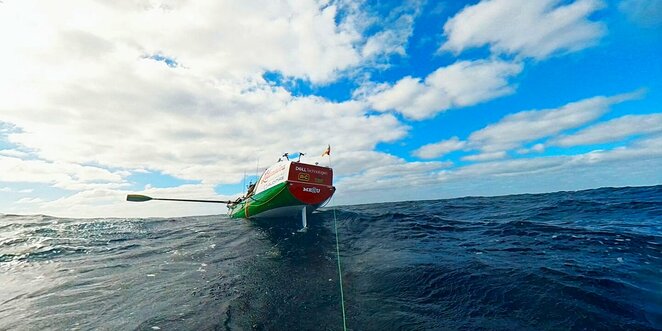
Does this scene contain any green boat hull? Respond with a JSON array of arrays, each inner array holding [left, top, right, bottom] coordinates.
[[228, 182, 309, 219]]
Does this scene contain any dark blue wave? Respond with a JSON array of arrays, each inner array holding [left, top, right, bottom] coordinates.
[[1, 185, 660, 330]]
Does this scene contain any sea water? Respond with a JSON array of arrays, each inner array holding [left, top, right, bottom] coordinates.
[[1, 185, 660, 330]]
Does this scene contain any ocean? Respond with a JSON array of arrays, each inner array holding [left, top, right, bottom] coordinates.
[[1, 185, 660, 330]]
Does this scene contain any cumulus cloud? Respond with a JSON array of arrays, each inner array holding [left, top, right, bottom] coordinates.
[[468, 135, 662, 179], [0, 149, 29, 158], [444, 156, 567, 180], [467, 91, 641, 152], [0, 0, 657, 217], [337, 156, 452, 193], [413, 137, 466, 159], [411, 91, 642, 161], [337, 134, 662, 206], [4, 82, 407, 185], [367, 60, 522, 120], [441, 0, 606, 59], [361, 1, 422, 59], [517, 143, 545, 154], [17, 197, 44, 204], [0, 156, 126, 191], [461, 151, 507, 162], [34, 184, 232, 218], [0, 0, 426, 216], [552, 113, 662, 147], [0, 0, 410, 183]]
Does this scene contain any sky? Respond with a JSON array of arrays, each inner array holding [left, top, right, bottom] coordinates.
[[0, 0, 661, 217]]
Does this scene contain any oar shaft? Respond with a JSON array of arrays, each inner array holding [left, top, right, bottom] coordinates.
[[127, 194, 232, 204], [152, 198, 231, 204]]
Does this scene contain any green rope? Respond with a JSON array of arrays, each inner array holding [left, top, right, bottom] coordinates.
[[333, 207, 348, 331]]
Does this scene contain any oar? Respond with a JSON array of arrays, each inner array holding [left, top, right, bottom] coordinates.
[[127, 194, 233, 204]]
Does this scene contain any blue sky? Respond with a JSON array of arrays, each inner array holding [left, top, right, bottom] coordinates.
[[0, 0, 660, 217]]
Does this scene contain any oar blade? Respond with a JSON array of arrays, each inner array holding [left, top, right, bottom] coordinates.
[[127, 194, 152, 202]]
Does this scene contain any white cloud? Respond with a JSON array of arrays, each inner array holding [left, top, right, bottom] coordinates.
[[461, 151, 507, 162], [566, 133, 662, 166], [444, 156, 568, 180], [441, 0, 606, 59], [454, 134, 662, 181], [410, 91, 642, 162], [0, 149, 29, 158], [552, 113, 662, 147], [312, 150, 452, 194], [4, 94, 406, 186], [517, 143, 545, 154], [16, 197, 43, 204], [337, 92, 660, 207], [0, 0, 416, 95], [337, 156, 452, 193], [361, 2, 422, 59], [0, 156, 126, 191], [0, 0, 410, 187], [467, 91, 641, 152], [367, 60, 522, 120], [0, 0, 657, 218], [326, 150, 402, 176], [336, 136, 662, 206], [413, 137, 466, 159], [0, 0, 422, 217], [33, 184, 232, 218]]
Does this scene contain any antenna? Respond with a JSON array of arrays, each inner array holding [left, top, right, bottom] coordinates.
[[255, 157, 260, 181]]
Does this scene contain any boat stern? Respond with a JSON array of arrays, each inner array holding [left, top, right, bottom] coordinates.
[[287, 161, 335, 205], [227, 161, 335, 220]]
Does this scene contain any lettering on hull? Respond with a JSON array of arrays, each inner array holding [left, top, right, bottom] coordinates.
[[289, 162, 333, 186], [302, 187, 321, 193], [289, 182, 335, 204]]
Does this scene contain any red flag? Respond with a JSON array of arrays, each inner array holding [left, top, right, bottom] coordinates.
[[321, 145, 331, 156]]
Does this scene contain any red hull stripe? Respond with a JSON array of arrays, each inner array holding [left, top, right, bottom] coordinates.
[[288, 181, 335, 205]]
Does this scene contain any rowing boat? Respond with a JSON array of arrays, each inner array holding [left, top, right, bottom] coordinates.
[[227, 160, 335, 227], [126, 148, 335, 229]]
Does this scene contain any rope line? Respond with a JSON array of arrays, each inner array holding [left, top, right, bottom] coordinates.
[[333, 207, 348, 331]]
